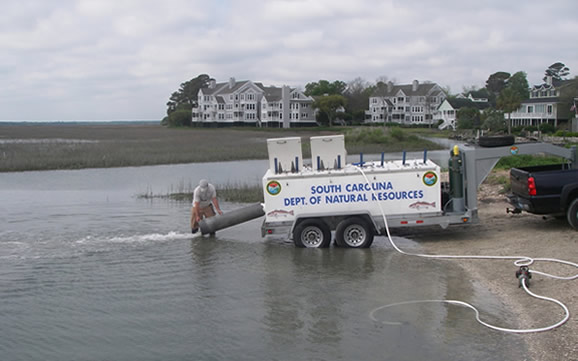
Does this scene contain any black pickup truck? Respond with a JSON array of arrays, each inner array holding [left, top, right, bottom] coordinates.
[[508, 163, 578, 230]]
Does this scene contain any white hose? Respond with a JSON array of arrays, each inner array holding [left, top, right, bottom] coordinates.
[[354, 165, 578, 333]]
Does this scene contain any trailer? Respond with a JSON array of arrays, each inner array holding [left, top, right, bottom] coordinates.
[[259, 135, 577, 248]]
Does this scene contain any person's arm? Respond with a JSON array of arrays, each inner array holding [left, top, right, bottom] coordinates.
[[212, 197, 223, 215]]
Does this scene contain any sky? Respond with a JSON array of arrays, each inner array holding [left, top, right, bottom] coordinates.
[[1, 0, 577, 121]]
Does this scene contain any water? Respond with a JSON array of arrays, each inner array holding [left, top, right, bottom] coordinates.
[[1, 161, 528, 360]]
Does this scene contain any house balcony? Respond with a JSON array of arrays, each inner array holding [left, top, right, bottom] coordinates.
[[510, 112, 555, 120]]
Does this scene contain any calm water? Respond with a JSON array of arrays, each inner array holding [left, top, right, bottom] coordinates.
[[1, 160, 527, 360]]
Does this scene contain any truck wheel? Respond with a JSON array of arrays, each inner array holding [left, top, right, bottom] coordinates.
[[335, 217, 374, 248], [293, 219, 331, 248], [567, 198, 578, 230]]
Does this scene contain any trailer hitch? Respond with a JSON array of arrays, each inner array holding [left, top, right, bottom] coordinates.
[[515, 266, 532, 288], [506, 207, 522, 214]]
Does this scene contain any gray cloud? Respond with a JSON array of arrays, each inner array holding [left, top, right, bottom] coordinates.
[[0, 0, 576, 120]]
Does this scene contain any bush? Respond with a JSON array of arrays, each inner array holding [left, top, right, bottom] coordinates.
[[389, 127, 405, 141], [554, 130, 578, 137], [165, 110, 192, 127], [538, 123, 556, 134]]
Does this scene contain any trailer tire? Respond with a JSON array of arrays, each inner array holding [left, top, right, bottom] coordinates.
[[293, 219, 332, 248], [567, 198, 578, 230], [335, 217, 374, 248]]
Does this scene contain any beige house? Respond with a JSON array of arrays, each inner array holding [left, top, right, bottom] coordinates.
[[366, 80, 446, 126], [509, 76, 574, 128]]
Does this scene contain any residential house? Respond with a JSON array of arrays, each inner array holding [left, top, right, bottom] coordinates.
[[193, 77, 315, 127], [194, 78, 264, 126], [509, 76, 575, 128], [436, 93, 490, 130], [260, 86, 316, 128], [366, 80, 446, 126]]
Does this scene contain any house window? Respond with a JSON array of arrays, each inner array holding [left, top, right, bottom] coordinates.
[[527, 106, 533, 113], [398, 97, 404, 103], [292, 92, 299, 99], [218, 104, 225, 110], [547, 105, 553, 114], [301, 113, 308, 119], [247, 93, 255, 101], [372, 98, 378, 104]]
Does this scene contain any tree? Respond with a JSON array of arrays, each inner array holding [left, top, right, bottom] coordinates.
[[456, 107, 481, 129], [344, 77, 373, 122], [304, 80, 347, 96], [558, 76, 578, 120], [313, 95, 347, 126], [506, 71, 530, 100], [481, 109, 506, 132], [497, 87, 522, 134], [166, 74, 211, 115], [161, 109, 193, 127], [543, 62, 570, 82], [485, 71, 511, 101]]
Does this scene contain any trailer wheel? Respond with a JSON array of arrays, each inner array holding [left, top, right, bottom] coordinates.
[[335, 217, 374, 248], [567, 198, 578, 230], [293, 219, 331, 248]]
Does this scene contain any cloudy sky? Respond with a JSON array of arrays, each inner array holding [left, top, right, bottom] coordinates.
[[1, 0, 576, 121]]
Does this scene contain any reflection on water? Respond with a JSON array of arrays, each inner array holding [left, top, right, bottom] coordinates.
[[0, 162, 527, 360]]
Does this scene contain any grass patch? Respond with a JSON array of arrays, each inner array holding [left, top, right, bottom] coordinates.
[[344, 127, 443, 154], [484, 172, 511, 194], [494, 154, 566, 170], [137, 181, 264, 204]]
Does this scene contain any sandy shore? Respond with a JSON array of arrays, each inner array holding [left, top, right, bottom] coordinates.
[[396, 185, 577, 361]]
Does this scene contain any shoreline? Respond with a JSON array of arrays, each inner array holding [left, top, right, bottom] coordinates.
[[399, 188, 577, 361]]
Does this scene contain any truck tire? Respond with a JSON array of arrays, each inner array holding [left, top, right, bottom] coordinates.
[[293, 219, 331, 248], [335, 217, 374, 248], [567, 198, 578, 230]]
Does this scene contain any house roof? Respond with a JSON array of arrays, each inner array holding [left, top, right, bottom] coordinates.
[[201, 80, 266, 96], [445, 97, 489, 110], [371, 82, 443, 97]]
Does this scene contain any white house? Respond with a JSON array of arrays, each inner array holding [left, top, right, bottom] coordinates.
[[193, 78, 315, 128], [366, 80, 446, 126], [435, 96, 491, 130]]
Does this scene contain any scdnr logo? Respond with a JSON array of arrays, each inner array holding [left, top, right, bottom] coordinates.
[[422, 171, 438, 187], [266, 180, 281, 195]]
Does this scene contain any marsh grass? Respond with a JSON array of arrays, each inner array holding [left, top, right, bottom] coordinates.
[[344, 127, 442, 154], [138, 181, 264, 204], [1, 123, 443, 172]]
